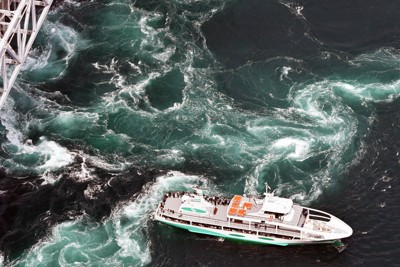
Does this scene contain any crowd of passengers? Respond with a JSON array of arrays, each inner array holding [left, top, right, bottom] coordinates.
[[162, 191, 232, 206]]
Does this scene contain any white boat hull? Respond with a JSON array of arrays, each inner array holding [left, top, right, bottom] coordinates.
[[154, 187, 352, 246], [155, 213, 341, 246]]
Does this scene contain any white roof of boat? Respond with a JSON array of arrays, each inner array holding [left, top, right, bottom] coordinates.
[[261, 195, 293, 214]]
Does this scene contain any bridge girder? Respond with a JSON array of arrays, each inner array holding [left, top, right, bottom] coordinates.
[[0, 0, 53, 110]]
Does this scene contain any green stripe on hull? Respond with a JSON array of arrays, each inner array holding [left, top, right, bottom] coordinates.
[[161, 220, 223, 238], [188, 226, 226, 238], [159, 220, 288, 246], [229, 233, 245, 238], [259, 237, 274, 241]]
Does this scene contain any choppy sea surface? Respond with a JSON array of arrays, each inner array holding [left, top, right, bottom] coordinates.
[[1, 0, 400, 266]]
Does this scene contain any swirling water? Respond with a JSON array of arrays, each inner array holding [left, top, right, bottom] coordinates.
[[1, 0, 400, 266]]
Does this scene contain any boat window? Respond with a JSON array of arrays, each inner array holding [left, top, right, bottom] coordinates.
[[308, 210, 331, 222], [309, 210, 331, 218], [309, 215, 330, 222]]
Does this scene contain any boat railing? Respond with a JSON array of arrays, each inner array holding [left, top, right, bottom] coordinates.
[[157, 207, 324, 240]]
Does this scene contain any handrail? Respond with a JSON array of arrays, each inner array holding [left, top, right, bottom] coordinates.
[[156, 207, 325, 240]]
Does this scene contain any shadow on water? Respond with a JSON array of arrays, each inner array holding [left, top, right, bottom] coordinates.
[[149, 221, 349, 267]]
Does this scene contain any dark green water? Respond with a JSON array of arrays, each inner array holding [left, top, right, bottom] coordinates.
[[1, 0, 400, 265]]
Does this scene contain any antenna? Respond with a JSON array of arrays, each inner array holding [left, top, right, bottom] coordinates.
[[265, 182, 271, 195]]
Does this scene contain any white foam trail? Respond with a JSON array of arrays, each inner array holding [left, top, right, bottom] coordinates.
[[291, 82, 337, 123], [23, 45, 53, 71], [279, 66, 292, 81], [33, 138, 74, 172], [9, 172, 210, 267], [271, 137, 311, 160], [0, 106, 74, 174], [351, 47, 400, 68], [101, 66, 162, 112], [243, 78, 359, 200], [97, 11, 177, 111], [333, 80, 400, 102], [92, 58, 120, 74], [60, 0, 82, 7], [113, 171, 210, 265], [53, 111, 100, 135], [155, 149, 185, 166], [40, 171, 60, 185], [88, 0, 368, 207], [22, 21, 85, 80], [0, 106, 23, 146], [279, 0, 305, 19], [11, 137, 74, 173], [153, 46, 176, 62], [95, 3, 223, 114]]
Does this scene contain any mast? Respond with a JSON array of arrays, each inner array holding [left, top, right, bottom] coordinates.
[[264, 182, 272, 196]]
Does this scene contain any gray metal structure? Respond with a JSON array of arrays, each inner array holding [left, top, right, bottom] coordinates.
[[0, 0, 53, 110]]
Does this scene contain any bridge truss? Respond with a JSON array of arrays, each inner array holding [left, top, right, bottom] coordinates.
[[0, 0, 53, 110]]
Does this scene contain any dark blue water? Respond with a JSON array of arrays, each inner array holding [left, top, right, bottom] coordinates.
[[1, 0, 400, 265]]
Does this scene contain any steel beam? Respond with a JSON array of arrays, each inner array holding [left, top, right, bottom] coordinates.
[[0, 0, 53, 110]]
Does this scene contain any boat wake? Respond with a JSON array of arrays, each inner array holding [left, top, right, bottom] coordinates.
[[7, 172, 210, 266], [1, 0, 400, 265]]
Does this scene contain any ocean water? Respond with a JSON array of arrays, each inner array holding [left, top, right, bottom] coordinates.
[[1, 0, 400, 265]]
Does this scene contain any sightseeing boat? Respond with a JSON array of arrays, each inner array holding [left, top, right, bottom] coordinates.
[[154, 183, 353, 246]]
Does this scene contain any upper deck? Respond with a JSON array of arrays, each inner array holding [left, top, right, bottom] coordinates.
[[156, 190, 352, 242], [158, 191, 311, 240]]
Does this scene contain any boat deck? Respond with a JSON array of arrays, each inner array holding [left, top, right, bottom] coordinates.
[[163, 194, 231, 221], [158, 193, 314, 240]]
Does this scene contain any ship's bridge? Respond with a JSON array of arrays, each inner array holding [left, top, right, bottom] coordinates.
[[260, 194, 293, 215]]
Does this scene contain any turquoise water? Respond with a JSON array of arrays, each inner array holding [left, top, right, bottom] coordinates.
[[1, 0, 400, 266]]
